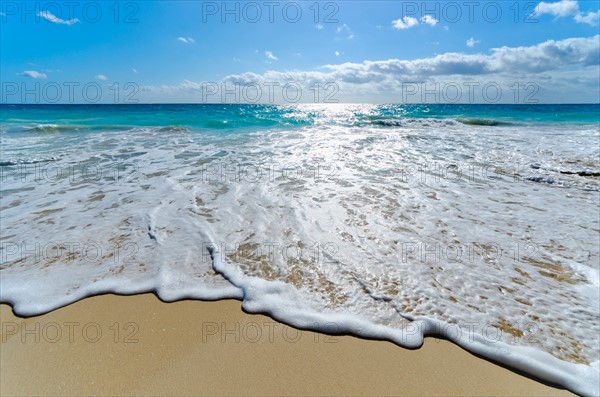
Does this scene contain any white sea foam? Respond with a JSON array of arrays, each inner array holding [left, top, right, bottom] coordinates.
[[1, 117, 599, 395]]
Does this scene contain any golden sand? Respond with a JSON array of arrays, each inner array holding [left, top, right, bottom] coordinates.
[[0, 293, 575, 396]]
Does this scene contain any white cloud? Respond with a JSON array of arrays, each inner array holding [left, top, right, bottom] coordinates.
[[230, 36, 600, 83], [534, 0, 599, 25], [37, 11, 79, 25], [535, 0, 580, 17], [335, 51, 340, 56], [466, 38, 481, 48], [574, 10, 600, 24], [19, 70, 47, 79], [325, 35, 598, 81], [132, 68, 138, 74], [140, 36, 599, 103], [421, 15, 438, 26], [488, 35, 598, 72], [392, 16, 418, 29], [96, 74, 107, 81], [265, 51, 278, 61], [336, 23, 354, 39], [393, 15, 437, 29], [177, 37, 195, 44]]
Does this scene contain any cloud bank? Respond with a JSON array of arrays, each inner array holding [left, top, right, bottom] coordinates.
[[140, 36, 600, 103]]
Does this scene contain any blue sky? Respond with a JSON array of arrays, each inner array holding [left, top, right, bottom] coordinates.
[[1, 0, 599, 103]]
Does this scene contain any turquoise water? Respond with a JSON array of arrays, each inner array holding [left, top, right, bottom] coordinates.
[[1, 103, 599, 395], [1, 104, 599, 134]]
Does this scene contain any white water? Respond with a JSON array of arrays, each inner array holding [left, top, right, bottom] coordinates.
[[1, 116, 599, 395]]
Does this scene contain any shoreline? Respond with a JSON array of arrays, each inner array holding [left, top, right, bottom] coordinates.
[[0, 293, 576, 396]]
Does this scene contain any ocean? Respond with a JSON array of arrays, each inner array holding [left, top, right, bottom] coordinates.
[[1, 103, 599, 395]]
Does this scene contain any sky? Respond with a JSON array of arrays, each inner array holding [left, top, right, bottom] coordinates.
[[0, 0, 599, 103]]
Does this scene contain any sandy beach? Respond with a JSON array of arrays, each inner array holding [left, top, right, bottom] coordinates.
[[0, 293, 575, 396], [2, 1, 600, 395]]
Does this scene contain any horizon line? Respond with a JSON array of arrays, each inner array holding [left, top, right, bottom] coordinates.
[[1, 102, 599, 106]]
